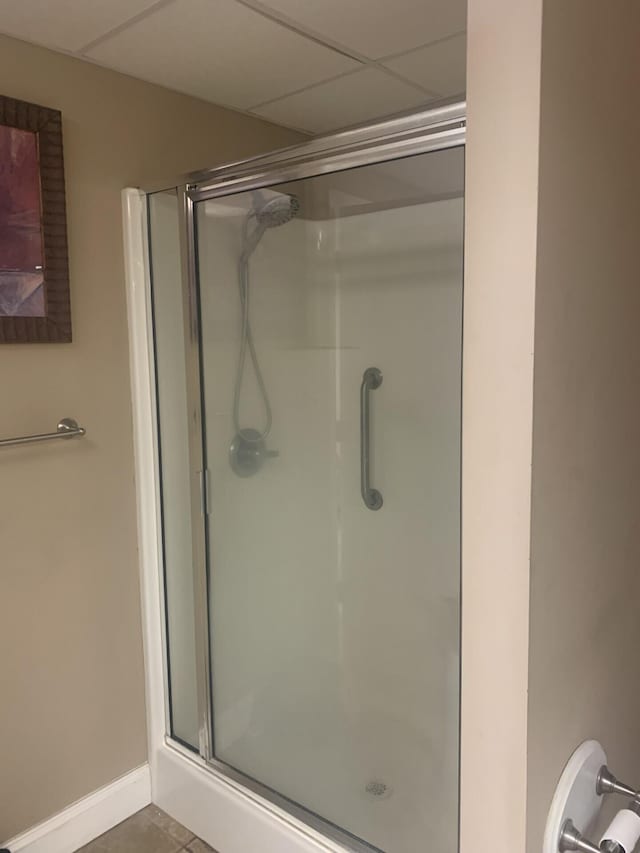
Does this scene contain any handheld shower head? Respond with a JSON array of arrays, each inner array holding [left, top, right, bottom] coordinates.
[[253, 193, 300, 228], [232, 190, 300, 458]]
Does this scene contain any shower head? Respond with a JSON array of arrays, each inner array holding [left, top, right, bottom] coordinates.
[[253, 193, 300, 228]]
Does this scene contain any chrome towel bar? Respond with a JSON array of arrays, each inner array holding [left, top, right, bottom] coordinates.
[[0, 417, 86, 448]]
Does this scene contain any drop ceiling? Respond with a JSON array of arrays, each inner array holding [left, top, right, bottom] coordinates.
[[0, 0, 467, 134]]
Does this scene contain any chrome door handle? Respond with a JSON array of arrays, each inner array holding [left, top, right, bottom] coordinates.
[[360, 367, 383, 510]]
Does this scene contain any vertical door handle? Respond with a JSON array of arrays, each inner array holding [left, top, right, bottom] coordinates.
[[360, 367, 383, 510]]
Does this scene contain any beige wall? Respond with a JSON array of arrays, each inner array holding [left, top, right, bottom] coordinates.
[[0, 34, 301, 841], [461, 2, 542, 852], [527, 3, 640, 849]]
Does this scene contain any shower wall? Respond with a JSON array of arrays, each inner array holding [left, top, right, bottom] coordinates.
[[197, 193, 462, 851]]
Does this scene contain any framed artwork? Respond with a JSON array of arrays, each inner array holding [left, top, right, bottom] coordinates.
[[0, 94, 71, 342]]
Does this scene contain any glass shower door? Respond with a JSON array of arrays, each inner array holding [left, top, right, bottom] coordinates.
[[195, 146, 463, 853]]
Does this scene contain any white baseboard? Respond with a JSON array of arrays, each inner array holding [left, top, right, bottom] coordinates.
[[3, 764, 151, 853]]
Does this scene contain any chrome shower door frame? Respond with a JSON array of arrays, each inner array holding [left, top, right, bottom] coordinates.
[[172, 100, 466, 853]]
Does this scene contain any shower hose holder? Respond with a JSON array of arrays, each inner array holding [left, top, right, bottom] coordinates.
[[545, 741, 640, 853]]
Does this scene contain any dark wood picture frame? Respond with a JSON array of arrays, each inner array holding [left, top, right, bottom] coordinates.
[[0, 94, 71, 343]]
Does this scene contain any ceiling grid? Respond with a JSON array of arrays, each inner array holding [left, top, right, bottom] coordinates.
[[0, 0, 466, 133]]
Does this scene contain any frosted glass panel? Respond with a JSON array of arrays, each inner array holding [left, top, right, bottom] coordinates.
[[148, 189, 199, 749], [197, 148, 463, 852]]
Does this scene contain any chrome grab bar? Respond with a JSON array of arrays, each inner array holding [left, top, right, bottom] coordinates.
[[0, 417, 86, 448], [360, 367, 383, 510]]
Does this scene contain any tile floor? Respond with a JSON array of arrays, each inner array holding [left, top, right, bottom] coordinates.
[[75, 805, 216, 852]]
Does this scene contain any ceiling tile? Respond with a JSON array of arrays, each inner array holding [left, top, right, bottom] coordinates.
[[252, 68, 431, 134], [384, 34, 466, 97], [0, 0, 160, 52], [86, 0, 359, 109], [252, 0, 466, 59]]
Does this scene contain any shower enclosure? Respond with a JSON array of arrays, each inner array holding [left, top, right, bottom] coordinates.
[[131, 101, 465, 853]]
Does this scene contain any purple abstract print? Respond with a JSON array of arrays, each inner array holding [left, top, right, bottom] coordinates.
[[0, 125, 45, 317]]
